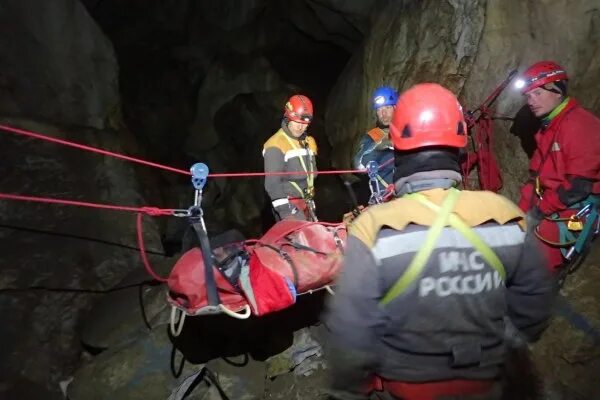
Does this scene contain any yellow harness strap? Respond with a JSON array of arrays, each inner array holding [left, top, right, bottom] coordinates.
[[280, 131, 315, 198], [380, 188, 506, 306]]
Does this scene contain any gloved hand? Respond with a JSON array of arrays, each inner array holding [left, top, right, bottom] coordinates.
[[525, 207, 544, 232]]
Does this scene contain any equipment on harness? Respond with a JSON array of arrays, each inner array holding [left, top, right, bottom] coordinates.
[[535, 195, 600, 265], [367, 161, 387, 204], [280, 132, 318, 221], [461, 70, 516, 192]]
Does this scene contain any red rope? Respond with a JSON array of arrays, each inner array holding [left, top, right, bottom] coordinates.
[[0, 124, 191, 176], [136, 213, 168, 282], [0, 124, 369, 177], [0, 191, 173, 282], [0, 192, 175, 216], [208, 169, 364, 177]]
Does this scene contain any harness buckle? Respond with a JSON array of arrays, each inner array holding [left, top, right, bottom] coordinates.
[[567, 215, 584, 231], [535, 176, 543, 198], [303, 186, 315, 200]]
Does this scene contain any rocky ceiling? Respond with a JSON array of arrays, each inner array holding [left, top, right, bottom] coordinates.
[[0, 0, 599, 399]]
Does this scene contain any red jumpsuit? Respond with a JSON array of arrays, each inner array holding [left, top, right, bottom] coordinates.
[[519, 98, 600, 268]]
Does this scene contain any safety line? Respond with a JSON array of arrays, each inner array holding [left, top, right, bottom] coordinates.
[[1, 124, 376, 178], [0, 192, 175, 216]]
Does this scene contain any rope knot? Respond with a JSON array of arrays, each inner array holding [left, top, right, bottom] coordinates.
[[140, 206, 171, 216]]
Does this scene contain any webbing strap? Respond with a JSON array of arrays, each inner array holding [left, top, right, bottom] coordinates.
[[576, 205, 598, 253], [379, 189, 460, 306], [416, 195, 506, 281], [191, 222, 221, 307], [380, 188, 506, 306], [280, 131, 314, 195]]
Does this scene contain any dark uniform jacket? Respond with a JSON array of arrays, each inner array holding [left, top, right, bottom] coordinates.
[[353, 127, 394, 185], [325, 188, 556, 399], [263, 127, 317, 217]]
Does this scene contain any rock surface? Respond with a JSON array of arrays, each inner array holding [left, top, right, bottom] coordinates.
[[327, 0, 600, 199], [0, 0, 119, 129], [0, 1, 162, 397]]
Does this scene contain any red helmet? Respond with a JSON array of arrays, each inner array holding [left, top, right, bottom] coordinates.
[[284, 95, 313, 124], [390, 83, 467, 151], [520, 61, 568, 94]]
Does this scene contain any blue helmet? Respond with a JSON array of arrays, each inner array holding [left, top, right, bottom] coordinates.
[[372, 86, 398, 110]]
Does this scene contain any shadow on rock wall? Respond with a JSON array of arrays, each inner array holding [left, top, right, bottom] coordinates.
[[509, 105, 541, 159]]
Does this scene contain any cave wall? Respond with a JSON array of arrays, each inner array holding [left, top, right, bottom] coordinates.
[[0, 0, 119, 129], [0, 1, 164, 397], [327, 0, 600, 201]]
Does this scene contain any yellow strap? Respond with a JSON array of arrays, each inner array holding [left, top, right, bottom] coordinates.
[[415, 195, 507, 281], [379, 188, 506, 306], [280, 131, 315, 194], [380, 188, 460, 305], [535, 176, 543, 197]]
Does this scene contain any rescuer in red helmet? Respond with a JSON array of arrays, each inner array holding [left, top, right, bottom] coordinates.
[[263, 94, 318, 221], [324, 83, 556, 400], [516, 61, 600, 273]]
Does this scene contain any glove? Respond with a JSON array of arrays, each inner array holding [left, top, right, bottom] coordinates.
[[525, 207, 544, 232]]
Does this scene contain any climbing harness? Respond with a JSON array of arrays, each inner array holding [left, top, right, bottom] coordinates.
[[380, 188, 506, 306], [367, 161, 385, 204], [360, 127, 394, 188], [365, 159, 395, 205], [279, 131, 318, 221]]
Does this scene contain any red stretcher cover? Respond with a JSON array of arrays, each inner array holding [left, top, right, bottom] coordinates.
[[167, 220, 346, 317]]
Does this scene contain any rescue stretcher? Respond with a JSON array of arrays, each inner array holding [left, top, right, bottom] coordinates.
[[166, 163, 347, 336]]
